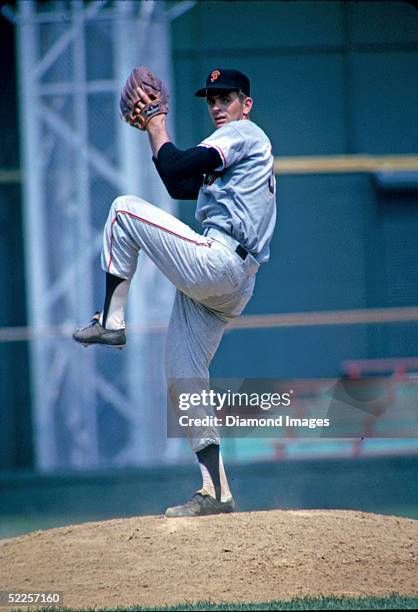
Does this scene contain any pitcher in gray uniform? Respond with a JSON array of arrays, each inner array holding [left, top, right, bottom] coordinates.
[[73, 68, 277, 517]]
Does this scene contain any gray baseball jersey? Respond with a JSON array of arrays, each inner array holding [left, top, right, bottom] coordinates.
[[196, 119, 276, 263]]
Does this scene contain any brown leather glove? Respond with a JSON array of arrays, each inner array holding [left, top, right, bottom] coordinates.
[[120, 66, 169, 130]]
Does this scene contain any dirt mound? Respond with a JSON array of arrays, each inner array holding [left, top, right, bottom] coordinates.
[[0, 510, 417, 610]]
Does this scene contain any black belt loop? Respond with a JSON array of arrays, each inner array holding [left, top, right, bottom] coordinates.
[[235, 244, 248, 260]]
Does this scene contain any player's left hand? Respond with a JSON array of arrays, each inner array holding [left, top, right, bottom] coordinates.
[[132, 86, 166, 130]]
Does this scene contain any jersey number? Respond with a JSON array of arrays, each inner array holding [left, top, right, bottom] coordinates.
[[268, 171, 276, 195]]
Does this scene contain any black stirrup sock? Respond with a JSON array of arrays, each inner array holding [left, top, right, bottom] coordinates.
[[102, 273, 126, 328]]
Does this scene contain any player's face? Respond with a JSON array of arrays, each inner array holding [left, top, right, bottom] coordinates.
[[207, 91, 252, 128]]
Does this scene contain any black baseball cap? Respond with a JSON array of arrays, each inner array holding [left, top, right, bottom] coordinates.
[[195, 68, 251, 97]]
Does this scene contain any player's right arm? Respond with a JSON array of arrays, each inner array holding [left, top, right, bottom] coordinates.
[[146, 115, 222, 200], [153, 161, 203, 200]]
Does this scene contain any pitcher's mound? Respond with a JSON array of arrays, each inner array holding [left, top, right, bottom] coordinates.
[[0, 509, 417, 610]]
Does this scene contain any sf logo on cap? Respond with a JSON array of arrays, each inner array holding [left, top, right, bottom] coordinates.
[[210, 70, 220, 82]]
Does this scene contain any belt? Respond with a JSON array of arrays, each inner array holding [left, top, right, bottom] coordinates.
[[204, 227, 249, 261]]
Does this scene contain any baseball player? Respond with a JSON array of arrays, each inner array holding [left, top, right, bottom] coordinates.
[[73, 68, 276, 517]]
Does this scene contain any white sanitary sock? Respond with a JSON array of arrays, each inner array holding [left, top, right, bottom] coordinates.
[[198, 449, 232, 502], [219, 451, 232, 502], [100, 279, 130, 330]]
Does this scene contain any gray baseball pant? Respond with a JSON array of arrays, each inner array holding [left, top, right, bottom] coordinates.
[[101, 195, 259, 451]]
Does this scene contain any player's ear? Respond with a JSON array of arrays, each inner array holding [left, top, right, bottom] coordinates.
[[242, 96, 253, 119]]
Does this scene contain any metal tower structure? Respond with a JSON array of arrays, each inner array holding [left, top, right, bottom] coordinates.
[[12, 0, 194, 470]]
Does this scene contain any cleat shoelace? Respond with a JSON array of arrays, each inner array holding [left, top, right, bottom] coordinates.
[[90, 312, 101, 326]]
